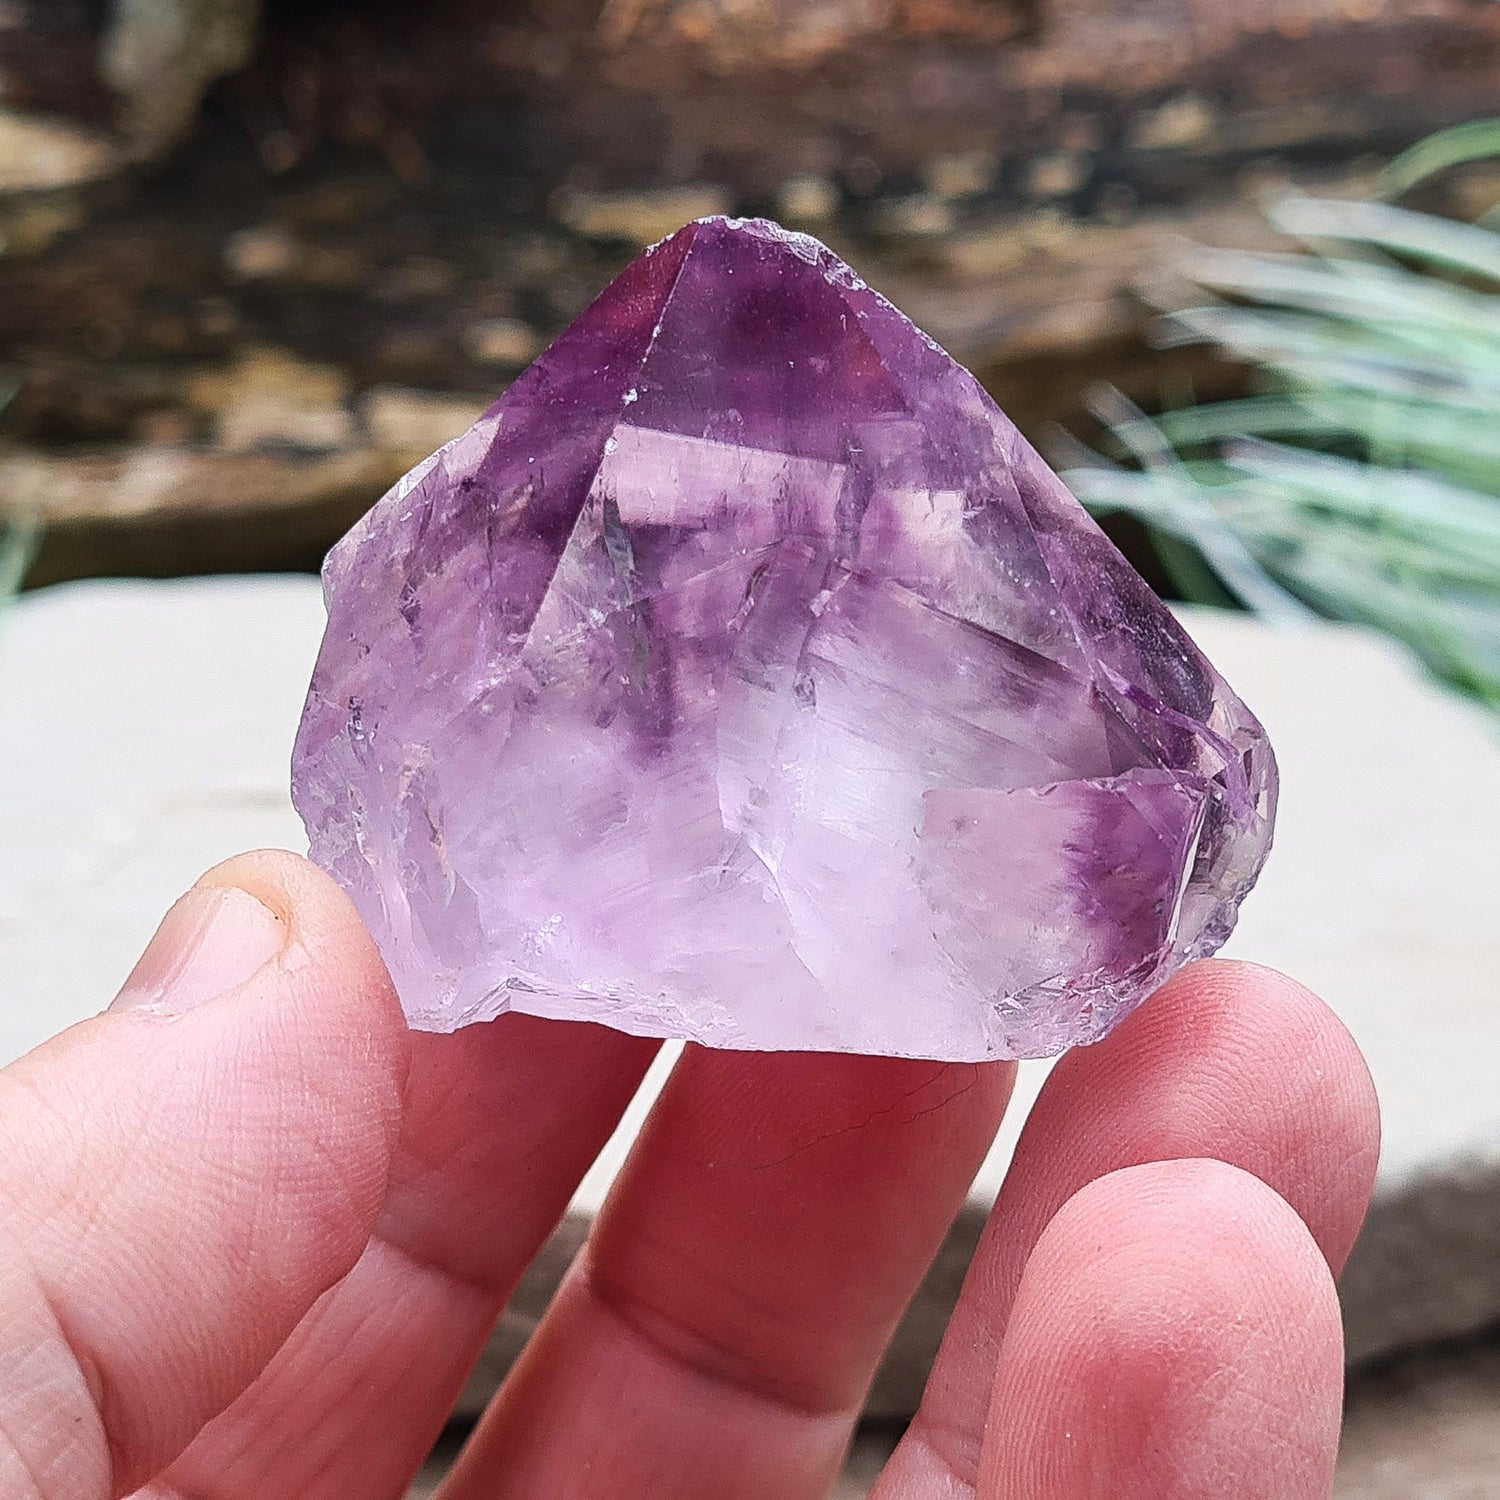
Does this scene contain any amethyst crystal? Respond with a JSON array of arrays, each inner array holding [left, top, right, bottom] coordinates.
[[292, 218, 1275, 1060]]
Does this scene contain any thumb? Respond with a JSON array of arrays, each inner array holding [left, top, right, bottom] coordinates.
[[0, 850, 410, 1499]]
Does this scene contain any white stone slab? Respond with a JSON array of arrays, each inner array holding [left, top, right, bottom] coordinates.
[[1187, 607, 1500, 1365], [0, 576, 316, 1061], [3, 577, 1497, 1397]]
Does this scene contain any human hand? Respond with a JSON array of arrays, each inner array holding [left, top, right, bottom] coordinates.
[[0, 850, 1378, 1499]]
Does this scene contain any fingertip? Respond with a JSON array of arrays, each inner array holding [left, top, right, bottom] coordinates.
[[199, 848, 412, 1240], [111, 882, 288, 1016], [885, 963, 1378, 1496], [982, 1159, 1343, 1500], [1117, 959, 1376, 1123], [1031, 1156, 1339, 1302], [196, 849, 400, 1001], [1039, 958, 1381, 1274], [188, 847, 410, 1110], [1173, 960, 1381, 1268], [193, 846, 331, 922]]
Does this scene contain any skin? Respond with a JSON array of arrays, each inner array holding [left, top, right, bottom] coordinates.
[[0, 849, 1380, 1500]]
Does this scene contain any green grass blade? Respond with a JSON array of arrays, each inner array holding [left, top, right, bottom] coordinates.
[[1270, 195, 1500, 283], [0, 513, 37, 607], [1071, 130, 1500, 708], [1381, 119, 1500, 200], [1179, 248, 1500, 338]]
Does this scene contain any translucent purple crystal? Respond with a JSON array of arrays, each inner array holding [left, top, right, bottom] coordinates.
[[292, 217, 1275, 1060]]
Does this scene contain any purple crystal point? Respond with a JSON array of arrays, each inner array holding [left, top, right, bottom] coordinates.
[[292, 218, 1275, 1060]]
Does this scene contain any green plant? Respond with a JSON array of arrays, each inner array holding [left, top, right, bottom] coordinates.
[[0, 386, 32, 611], [1065, 124, 1500, 708], [0, 513, 37, 604]]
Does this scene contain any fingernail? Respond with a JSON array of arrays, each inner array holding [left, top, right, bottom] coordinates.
[[111, 885, 286, 1014]]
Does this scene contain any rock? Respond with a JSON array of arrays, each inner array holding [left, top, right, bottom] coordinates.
[[922, 152, 995, 200], [1336, 1335, 1500, 1498], [190, 348, 356, 453], [5, 0, 1500, 573], [595, 0, 1020, 65], [0, 371, 487, 585], [0, 110, 115, 194], [360, 388, 489, 457], [223, 225, 301, 281], [0, 443, 401, 584], [555, 186, 732, 244], [868, 195, 957, 239], [1198, 608, 1500, 1367], [99, 0, 261, 159], [293, 218, 1275, 1062], [3, 578, 1497, 1414], [776, 176, 840, 224], [0, 0, 259, 197], [462, 319, 544, 369], [0, 196, 89, 258], [1134, 94, 1220, 151], [0, 576, 315, 1064], [0, 186, 1297, 588]]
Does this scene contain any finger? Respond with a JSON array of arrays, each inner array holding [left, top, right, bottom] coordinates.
[[0, 850, 410, 1499], [151, 1016, 658, 1498], [442, 1048, 1017, 1500], [977, 1159, 1344, 1499], [878, 959, 1379, 1496]]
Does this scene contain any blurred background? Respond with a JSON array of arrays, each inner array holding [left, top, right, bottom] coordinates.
[[1, 1, 1499, 1495]]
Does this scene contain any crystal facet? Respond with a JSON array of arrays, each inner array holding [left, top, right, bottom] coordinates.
[[292, 217, 1276, 1060]]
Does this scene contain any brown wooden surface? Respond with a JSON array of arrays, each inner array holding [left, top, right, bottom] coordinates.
[[2, 0, 1498, 582]]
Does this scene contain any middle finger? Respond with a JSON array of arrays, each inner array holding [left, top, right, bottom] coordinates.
[[443, 1045, 1015, 1500]]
